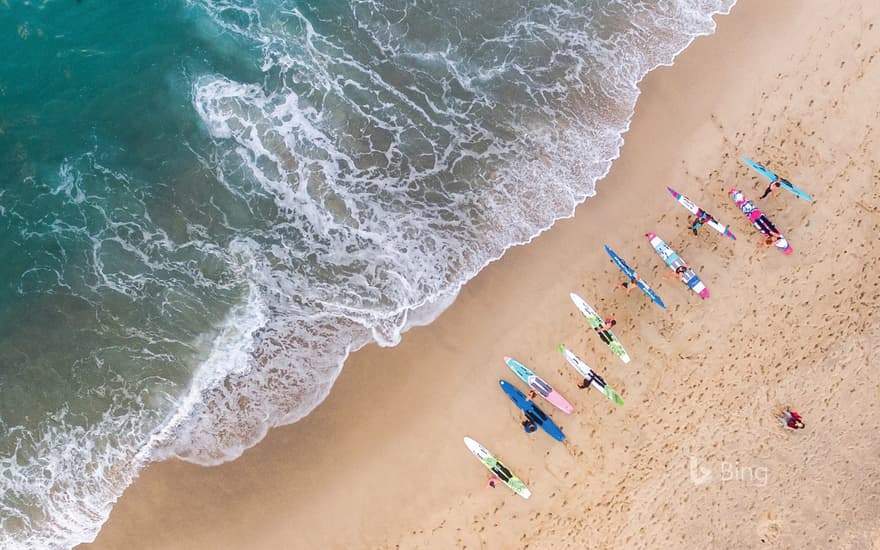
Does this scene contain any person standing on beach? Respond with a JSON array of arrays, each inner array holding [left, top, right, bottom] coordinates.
[[595, 316, 617, 344], [486, 475, 500, 489], [760, 233, 783, 249], [664, 265, 689, 280], [689, 212, 710, 235], [760, 175, 789, 199], [616, 279, 638, 295], [578, 371, 608, 392], [521, 417, 538, 433], [778, 407, 805, 429], [577, 373, 594, 391]]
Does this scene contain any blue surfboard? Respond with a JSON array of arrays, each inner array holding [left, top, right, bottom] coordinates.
[[604, 245, 666, 309], [741, 156, 814, 203], [499, 380, 565, 442]]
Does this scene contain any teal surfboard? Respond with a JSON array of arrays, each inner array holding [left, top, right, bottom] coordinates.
[[741, 156, 813, 203]]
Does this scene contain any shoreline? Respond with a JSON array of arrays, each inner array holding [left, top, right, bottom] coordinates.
[[135, 0, 732, 474], [83, 0, 880, 548]]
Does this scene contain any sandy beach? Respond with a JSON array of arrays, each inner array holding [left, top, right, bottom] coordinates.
[[82, 0, 880, 548]]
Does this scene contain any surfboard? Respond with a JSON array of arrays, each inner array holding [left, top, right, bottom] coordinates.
[[499, 380, 565, 442], [568, 293, 631, 363], [666, 186, 736, 240], [557, 344, 623, 406], [463, 437, 531, 499], [504, 357, 574, 414], [740, 156, 814, 203], [604, 245, 666, 309], [645, 232, 709, 299], [729, 188, 794, 255]]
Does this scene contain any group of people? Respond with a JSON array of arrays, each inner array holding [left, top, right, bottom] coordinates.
[[695, 176, 806, 429], [614, 266, 690, 297], [692, 175, 788, 249], [487, 171, 805, 492]]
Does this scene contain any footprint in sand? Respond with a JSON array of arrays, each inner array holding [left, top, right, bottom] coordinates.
[[756, 512, 782, 544]]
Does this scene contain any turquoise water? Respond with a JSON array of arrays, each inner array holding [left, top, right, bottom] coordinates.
[[1, 2, 259, 544], [0, 0, 733, 547]]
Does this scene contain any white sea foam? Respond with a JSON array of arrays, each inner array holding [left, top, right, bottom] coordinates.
[[0, 246, 266, 549], [1, 1, 738, 548], [163, 0, 738, 467]]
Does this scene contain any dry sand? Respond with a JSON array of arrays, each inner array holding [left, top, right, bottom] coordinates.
[[83, 0, 880, 548]]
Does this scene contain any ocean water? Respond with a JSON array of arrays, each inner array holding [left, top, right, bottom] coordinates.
[[0, 0, 734, 547]]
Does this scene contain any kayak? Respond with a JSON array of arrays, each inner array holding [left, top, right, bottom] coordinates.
[[604, 244, 666, 309], [557, 345, 623, 407], [741, 156, 814, 203], [729, 188, 793, 255], [568, 293, 631, 363], [463, 437, 531, 499], [666, 186, 736, 240], [504, 356, 574, 414], [645, 232, 709, 299], [499, 380, 565, 442]]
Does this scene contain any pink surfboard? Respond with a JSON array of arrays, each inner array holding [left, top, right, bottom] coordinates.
[[504, 356, 574, 414], [730, 188, 793, 255]]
